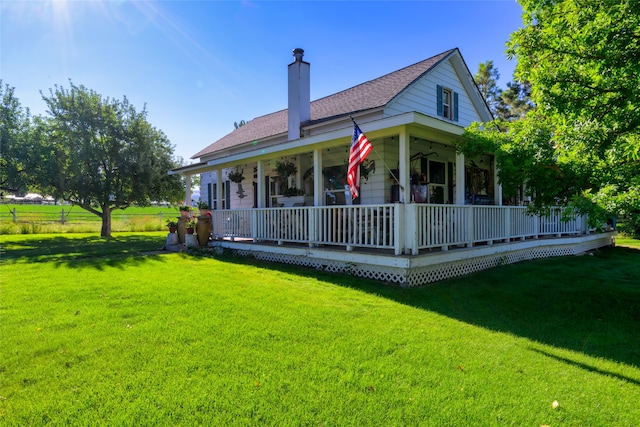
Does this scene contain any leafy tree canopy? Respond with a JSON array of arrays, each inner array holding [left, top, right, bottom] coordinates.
[[33, 82, 184, 237], [495, 79, 534, 121], [0, 82, 31, 195], [474, 60, 502, 117], [509, 0, 640, 153], [461, 0, 640, 233]]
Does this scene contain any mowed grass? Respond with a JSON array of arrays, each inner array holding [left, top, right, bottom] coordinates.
[[1, 233, 639, 426]]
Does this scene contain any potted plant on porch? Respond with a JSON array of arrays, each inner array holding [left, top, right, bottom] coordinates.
[[196, 200, 210, 217], [274, 159, 298, 197], [184, 218, 199, 249], [179, 205, 192, 217], [165, 219, 178, 233], [185, 219, 196, 234], [283, 187, 303, 197]]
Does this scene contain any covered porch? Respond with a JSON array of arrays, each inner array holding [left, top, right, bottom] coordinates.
[[211, 203, 590, 255], [200, 203, 614, 286]]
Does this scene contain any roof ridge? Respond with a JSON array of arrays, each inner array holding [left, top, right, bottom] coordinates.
[[309, 48, 457, 106]]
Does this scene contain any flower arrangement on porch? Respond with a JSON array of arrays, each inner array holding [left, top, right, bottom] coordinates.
[[228, 169, 247, 199], [179, 205, 192, 217], [165, 219, 178, 233], [228, 168, 245, 183], [283, 187, 304, 197], [196, 200, 211, 217], [274, 160, 298, 195], [275, 160, 297, 180]]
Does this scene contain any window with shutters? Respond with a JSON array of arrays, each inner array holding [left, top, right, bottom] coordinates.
[[442, 88, 452, 119], [437, 84, 459, 122]]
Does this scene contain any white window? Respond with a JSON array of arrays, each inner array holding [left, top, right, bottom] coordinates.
[[437, 85, 459, 122], [442, 88, 452, 119]]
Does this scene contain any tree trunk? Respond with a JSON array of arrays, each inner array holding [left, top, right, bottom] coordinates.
[[101, 206, 112, 238]]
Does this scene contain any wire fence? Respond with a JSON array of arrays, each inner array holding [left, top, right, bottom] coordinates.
[[1, 207, 174, 223], [0, 206, 181, 234]]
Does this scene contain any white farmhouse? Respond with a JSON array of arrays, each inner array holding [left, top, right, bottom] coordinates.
[[170, 48, 613, 286]]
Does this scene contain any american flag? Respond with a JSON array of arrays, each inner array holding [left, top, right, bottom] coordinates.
[[347, 122, 373, 199]]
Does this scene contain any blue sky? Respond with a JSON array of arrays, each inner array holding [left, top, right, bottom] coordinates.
[[2, 0, 523, 162]]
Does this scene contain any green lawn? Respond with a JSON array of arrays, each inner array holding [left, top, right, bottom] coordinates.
[[1, 233, 639, 426]]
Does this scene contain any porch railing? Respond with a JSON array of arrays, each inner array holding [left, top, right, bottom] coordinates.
[[209, 204, 589, 255]]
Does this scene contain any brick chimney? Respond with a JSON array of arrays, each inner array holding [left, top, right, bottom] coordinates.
[[288, 48, 310, 141]]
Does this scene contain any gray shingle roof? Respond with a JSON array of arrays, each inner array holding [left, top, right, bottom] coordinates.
[[192, 48, 456, 159]]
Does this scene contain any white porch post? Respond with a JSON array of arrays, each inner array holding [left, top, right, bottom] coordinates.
[[394, 203, 405, 255], [455, 153, 465, 205], [185, 173, 192, 206], [398, 129, 410, 204], [313, 148, 323, 206], [494, 161, 502, 206], [215, 167, 222, 210], [405, 203, 418, 255], [257, 160, 265, 208]]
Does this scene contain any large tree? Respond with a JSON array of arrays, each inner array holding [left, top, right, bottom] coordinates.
[[495, 79, 534, 121], [461, 0, 640, 233], [0, 82, 31, 195], [34, 82, 184, 237], [512, 0, 639, 231], [474, 60, 502, 117]]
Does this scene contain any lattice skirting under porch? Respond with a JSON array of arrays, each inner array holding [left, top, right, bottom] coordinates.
[[402, 237, 610, 287], [214, 233, 615, 287]]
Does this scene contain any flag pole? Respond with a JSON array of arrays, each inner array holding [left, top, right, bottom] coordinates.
[[349, 116, 404, 192]]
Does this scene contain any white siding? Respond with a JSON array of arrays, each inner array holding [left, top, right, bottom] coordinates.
[[226, 167, 255, 209], [385, 58, 485, 127], [199, 171, 216, 206], [358, 137, 399, 205]]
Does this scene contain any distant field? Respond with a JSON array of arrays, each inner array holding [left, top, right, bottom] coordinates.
[[0, 204, 183, 234]]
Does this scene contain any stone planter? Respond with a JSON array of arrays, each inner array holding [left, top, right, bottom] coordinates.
[[185, 234, 199, 248], [196, 215, 212, 246]]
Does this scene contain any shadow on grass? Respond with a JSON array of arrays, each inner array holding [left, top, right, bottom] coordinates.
[[209, 245, 640, 369], [0, 233, 172, 270], [529, 347, 640, 386]]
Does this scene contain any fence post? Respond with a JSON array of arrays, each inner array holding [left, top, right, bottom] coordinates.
[[252, 209, 258, 243], [11, 208, 17, 222], [307, 208, 316, 247], [504, 207, 511, 242], [61, 209, 66, 223], [466, 206, 474, 248], [394, 203, 404, 255]]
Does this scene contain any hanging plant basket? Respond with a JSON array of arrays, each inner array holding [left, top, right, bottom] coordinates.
[[228, 169, 245, 183], [275, 160, 297, 179]]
